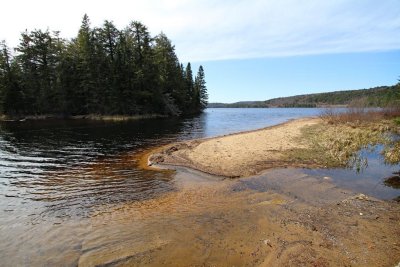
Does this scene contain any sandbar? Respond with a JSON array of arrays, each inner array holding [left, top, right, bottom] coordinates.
[[148, 117, 321, 177]]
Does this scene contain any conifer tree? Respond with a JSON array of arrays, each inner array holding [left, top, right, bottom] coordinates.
[[75, 14, 94, 113], [154, 33, 182, 115], [0, 15, 208, 117], [195, 65, 208, 111], [184, 62, 194, 112], [0, 42, 23, 115]]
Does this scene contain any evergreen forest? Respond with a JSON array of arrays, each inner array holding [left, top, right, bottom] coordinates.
[[209, 85, 400, 108], [0, 15, 208, 118]]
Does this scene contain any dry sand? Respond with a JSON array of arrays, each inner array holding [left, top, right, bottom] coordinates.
[[149, 117, 320, 177]]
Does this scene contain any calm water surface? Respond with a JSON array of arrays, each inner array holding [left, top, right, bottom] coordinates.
[[0, 108, 326, 218], [0, 108, 398, 265]]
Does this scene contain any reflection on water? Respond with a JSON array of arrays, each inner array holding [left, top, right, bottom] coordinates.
[[0, 108, 398, 266], [0, 119, 183, 221], [303, 145, 400, 200], [0, 108, 325, 220]]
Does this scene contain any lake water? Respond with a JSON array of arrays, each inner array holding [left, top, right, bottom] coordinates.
[[0, 108, 324, 217], [0, 108, 398, 266]]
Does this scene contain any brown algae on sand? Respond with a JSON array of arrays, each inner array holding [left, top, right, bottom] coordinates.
[[134, 117, 400, 266], [77, 168, 400, 267]]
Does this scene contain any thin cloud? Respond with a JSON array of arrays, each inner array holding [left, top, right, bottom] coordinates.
[[1, 0, 399, 61], [171, 0, 400, 61]]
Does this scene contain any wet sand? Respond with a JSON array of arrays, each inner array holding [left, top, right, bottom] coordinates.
[[3, 152, 398, 266], [139, 118, 400, 266], [78, 168, 400, 266], [3, 118, 398, 266], [148, 117, 321, 177]]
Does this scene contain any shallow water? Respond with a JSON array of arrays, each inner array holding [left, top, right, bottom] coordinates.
[[304, 145, 400, 200], [0, 108, 326, 219], [0, 108, 398, 266]]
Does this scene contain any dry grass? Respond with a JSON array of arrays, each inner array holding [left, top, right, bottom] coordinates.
[[285, 123, 390, 169], [320, 107, 400, 125], [285, 108, 400, 169], [383, 141, 400, 164]]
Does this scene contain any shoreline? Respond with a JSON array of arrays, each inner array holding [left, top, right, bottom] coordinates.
[[146, 116, 399, 178], [142, 118, 400, 266], [0, 113, 168, 122], [139, 119, 400, 265], [147, 117, 323, 178]]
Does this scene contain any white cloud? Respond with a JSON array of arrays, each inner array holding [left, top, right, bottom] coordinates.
[[1, 0, 399, 61]]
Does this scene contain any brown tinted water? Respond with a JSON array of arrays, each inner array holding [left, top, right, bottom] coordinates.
[[0, 108, 399, 266]]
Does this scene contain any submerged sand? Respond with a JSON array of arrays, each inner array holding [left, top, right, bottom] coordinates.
[[78, 168, 400, 267], [149, 117, 320, 177], [135, 117, 400, 266]]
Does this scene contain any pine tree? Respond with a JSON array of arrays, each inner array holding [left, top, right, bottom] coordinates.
[[0, 42, 23, 115], [195, 65, 208, 111], [154, 33, 182, 115], [0, 15, 208, 118], [76, 14, 95, 113], [93, 20, 120, 113], [184, 62, 194, 112], [127, 21, 160, 113]]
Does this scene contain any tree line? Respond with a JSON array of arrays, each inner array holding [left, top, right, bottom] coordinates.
[[263, 85, 400, 108], [0, 14, 208, 117], [209, 84, 400, 108]]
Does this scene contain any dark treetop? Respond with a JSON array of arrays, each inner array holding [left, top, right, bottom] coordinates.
[[0, 14, 208, 117]]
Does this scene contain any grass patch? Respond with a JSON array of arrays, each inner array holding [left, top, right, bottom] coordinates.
[[283, 118, 399, 169], [283, 124, 340, 168], [320, 106, 400, 126]]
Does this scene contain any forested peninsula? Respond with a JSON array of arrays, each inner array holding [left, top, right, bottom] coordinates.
[[0, 15, 208, 119]]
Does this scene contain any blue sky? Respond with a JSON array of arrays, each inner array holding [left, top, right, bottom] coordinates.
[[192, 50, 400, 103], [1, 0, 400, 102]]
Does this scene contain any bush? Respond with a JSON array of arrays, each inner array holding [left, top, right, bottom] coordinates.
[[320, 106, 400, 126]]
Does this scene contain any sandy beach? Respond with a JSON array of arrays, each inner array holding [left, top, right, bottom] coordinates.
[[138, 117, 400, 266], [148, 117, 321, 177]]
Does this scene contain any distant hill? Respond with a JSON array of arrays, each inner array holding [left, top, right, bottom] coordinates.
[[208, 101, 266, 108], [208, 85, 397, 108]]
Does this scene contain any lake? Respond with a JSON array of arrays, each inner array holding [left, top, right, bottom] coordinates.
[[0, 108, 398, 266]]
